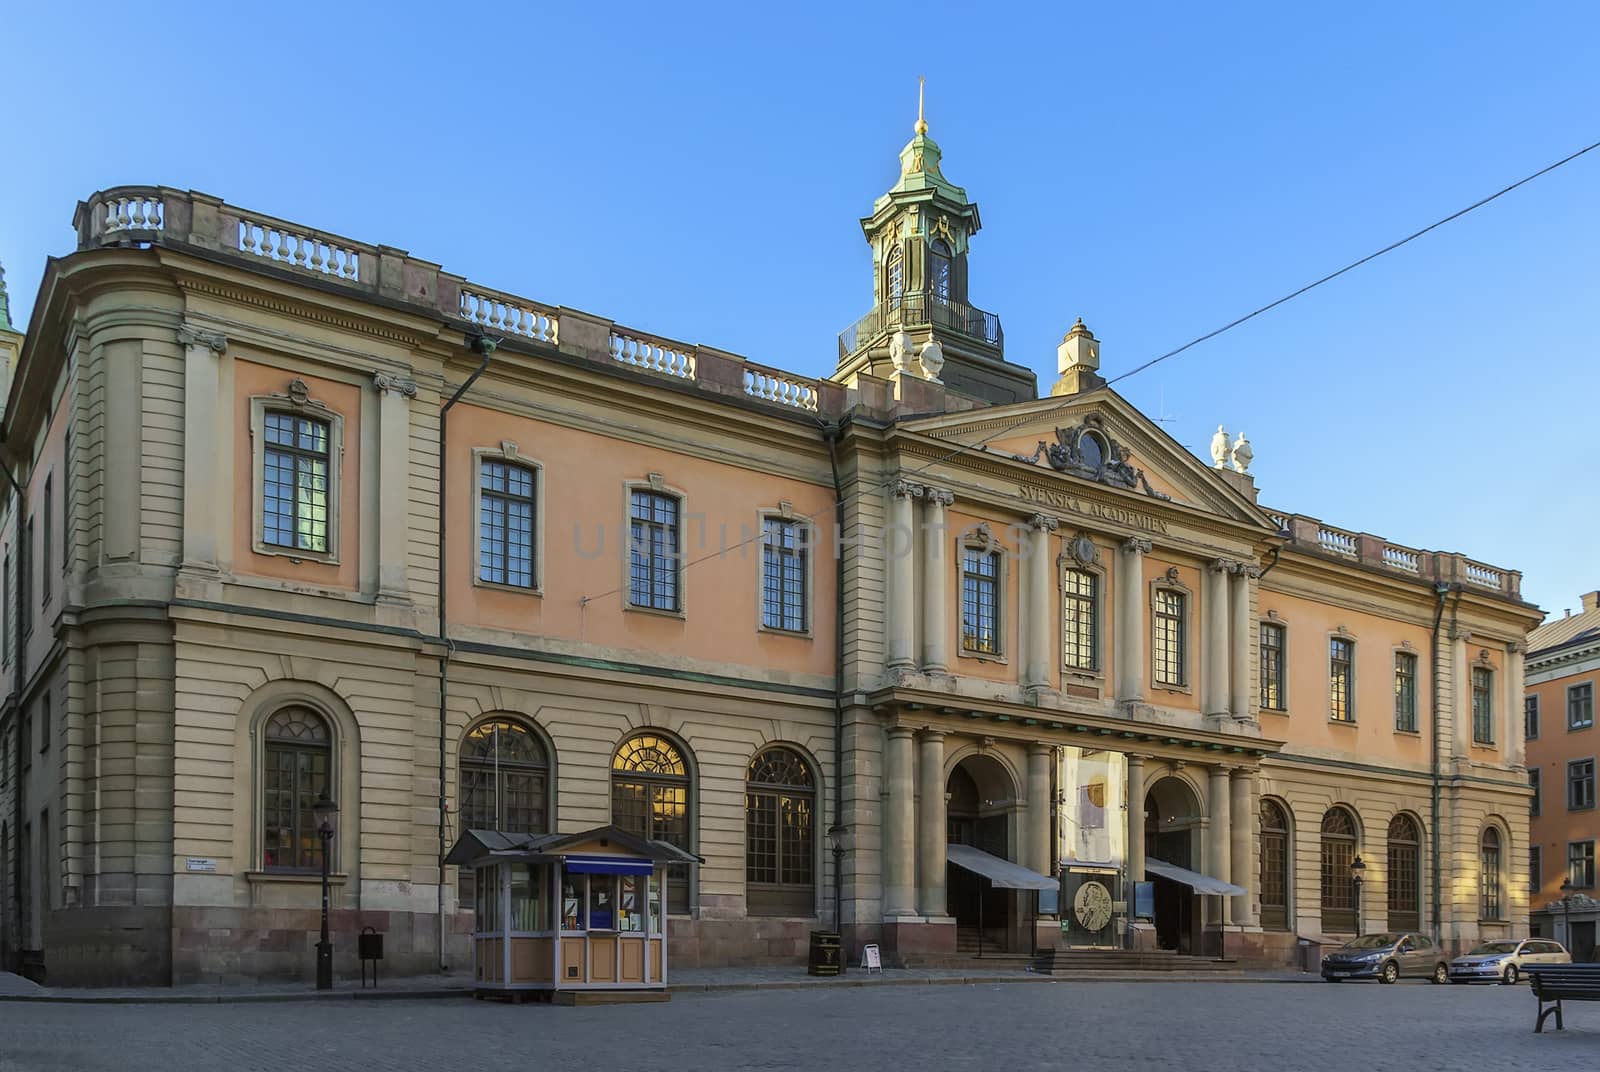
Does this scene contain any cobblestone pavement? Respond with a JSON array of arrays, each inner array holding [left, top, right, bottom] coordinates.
[[2, 979, 1594, 1071]]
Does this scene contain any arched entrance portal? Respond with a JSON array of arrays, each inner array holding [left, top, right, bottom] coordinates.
[[1145, 776, 1202, 954], [946, 754, 1018, 953]]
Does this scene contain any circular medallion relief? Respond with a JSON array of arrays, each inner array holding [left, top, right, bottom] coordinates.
[[1074, 880, 1113, 932], [1069, 535, 1096, 567]]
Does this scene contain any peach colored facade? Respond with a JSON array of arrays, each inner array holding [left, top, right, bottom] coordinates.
[[0, 131, 1541, 986]]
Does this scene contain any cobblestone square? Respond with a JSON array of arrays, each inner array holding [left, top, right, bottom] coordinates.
[[3, 980, 1597, 1072]]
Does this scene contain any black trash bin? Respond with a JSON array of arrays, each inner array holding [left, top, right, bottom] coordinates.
[[808, 930, 841, 976]]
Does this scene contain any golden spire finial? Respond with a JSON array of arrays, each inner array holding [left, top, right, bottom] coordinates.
[[915, 76, 928, 135]]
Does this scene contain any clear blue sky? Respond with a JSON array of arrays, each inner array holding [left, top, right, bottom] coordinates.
[[3, 2, 1596, 618]]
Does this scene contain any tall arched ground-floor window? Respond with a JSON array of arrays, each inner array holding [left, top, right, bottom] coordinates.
[[1387, 814, 1422, 932], [1480, 827, 1503, 921], [1320, 807, 1358, 932], [612, 733, 693, 912], [1258, 800, 1290, 931], [745, 746, 816, 917], [458, 718, 550, 909], [262, 706, 333, 872]]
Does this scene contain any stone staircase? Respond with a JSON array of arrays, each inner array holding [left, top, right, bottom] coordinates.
[[1030, 948, 1239, 974]]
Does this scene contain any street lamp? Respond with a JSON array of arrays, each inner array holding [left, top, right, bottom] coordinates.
[[313, 790, 339, 991], [1350, 856, 1367, 936], [826, 823, 849, 976], [1560, 877, 1574, 948]]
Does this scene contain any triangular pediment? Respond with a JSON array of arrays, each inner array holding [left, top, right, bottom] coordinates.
[[900, 387, 1274, 528]]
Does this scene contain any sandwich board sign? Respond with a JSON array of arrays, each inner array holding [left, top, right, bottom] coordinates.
[[861, 943, 882, 974]]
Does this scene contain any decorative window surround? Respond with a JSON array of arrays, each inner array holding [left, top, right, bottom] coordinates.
[[472, 444, 544, 597], [249, 384, 345, 565]]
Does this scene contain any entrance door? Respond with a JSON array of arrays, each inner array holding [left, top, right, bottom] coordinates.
[[946, 758, 1016, 952], [1145, 777, 1202, 955], [1572, 921, 1597, 963]]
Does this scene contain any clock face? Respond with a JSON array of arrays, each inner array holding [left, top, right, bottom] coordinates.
[[1074, 880, 1113, 932]]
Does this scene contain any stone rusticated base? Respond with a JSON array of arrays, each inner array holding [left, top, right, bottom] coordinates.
[[40, 906, 175, 987], [664, 915, 829, 968], [877, 916, 957, 965]]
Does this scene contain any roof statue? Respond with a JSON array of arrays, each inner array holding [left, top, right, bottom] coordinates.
[[1210, 424, 1230, 469], [1231, 432, 1254, 474]]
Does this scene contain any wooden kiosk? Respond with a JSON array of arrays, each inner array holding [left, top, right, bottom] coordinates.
[[445, 826, 700, 1004]]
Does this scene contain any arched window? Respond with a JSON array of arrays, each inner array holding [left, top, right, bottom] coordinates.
[[1259, 800, 1290, 931], [459, 718, 550, 909], [885, 244, 904, 309], [1387, 814, 1422, 932], [746, 747, 816, 917], [262, 707, 333, 872], [928, 238, 952, 303], [613, 733, 693, 912], [1319, 807, 1358, 932], [1480, 827, 1503, 920]]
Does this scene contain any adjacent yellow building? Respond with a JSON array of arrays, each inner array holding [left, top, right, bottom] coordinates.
[[0, 118, 1540, 985]]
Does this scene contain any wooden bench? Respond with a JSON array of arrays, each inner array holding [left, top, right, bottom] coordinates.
[[1525, 964, 1600, 1032]]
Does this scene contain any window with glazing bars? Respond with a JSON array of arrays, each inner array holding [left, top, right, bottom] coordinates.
[[263, 413, 331, 552], [1472, 667, 1494, 744], [960, 547, 1001, 655], [1258, 800, 1289, 930], [1260, 622, 1285, 710], [1320, 808, 1357, 931], [40, 476, 51, 606], [1386, 814, 1421, 932], [628, 490, 680, 611], [1570, 683, 1595, 730], [1570, 758, 1596, 811], [1526, 695, 1540, 740], [1570, 840, 1597, 889], [1061, 569, 1097, 671], [1480, 828, 1502, 920], [1394, 651, 1417, 732], [1329, 638, 1354, 722], [478, 460, 536, 588], [761, 519, 807, 632], [745, 747, 815, 916], [1153, 590, 1185, 687], [1530, 767, 1542, 816], [1530, 845, 1541, 894]]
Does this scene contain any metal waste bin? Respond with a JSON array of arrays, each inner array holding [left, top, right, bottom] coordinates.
[[808, 930, 841, 976]]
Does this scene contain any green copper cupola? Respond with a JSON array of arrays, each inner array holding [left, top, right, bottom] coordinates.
[[833, 83, 1038, 405]]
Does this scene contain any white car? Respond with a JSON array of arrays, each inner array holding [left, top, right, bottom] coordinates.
[[1447, 938, 1571, 984]]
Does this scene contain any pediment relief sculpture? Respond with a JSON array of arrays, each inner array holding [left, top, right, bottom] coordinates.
[[1011, 414, 1171, 501]]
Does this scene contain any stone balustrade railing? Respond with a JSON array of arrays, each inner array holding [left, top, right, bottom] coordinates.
[[1273, 508, 1522, 600], [459, 286, 558, 344], [743, 363, 821, 411], [610, 329, 696, 379]]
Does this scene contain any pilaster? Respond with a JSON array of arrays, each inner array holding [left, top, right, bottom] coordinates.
[[1204, 559, 1234, 717], [1026, 743, 1053, 880], [372, 371, 417, 604], [1024, 514, 1059, 696], [1228, 767, 1254, 926], [886, 481, 920, 672], [1504, 642, 1526, 769], [882, 726, 917, 917], [920, 487, 953, 674], [1229, 565, 1257, 720], [178, 324, 227, 574]]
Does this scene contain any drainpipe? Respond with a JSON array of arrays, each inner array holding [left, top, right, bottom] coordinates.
[[0, 434, 23, 966], [823, 424, 847, 959], [1428, 582, 1456, 945], [435, 333, 495, 972]]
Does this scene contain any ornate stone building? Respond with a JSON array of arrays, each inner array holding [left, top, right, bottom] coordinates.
[[0, 115, 1540, 985]]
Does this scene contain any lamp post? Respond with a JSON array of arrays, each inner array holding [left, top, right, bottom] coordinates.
[[826, 823, 849, 976], [313, 790, 339, 991], [1561, 878, 1574, 949], [1350, 855, 1367, 936]]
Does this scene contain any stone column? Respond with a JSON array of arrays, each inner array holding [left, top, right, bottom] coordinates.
[[883, 727, 917, 917], [921, 488, 953, 674], [1204, 560, 1234, 716], [1229, 768, 1254, 926], [1026, 744, 1054, 879], [1505, 642, 1526, 768], [916, 730, 947, 918], [1230, 565, 1256, 719], [886, 481, 920, 672], [373, 372, 417, 603], [1117, 539, 1152, 703], [1126, 753, 1148, 886], [1025, 515, 1059, 692], [178, 325, 227, 573], [1207, 766, 1232, 924], [1452, 628, 1472, 760]]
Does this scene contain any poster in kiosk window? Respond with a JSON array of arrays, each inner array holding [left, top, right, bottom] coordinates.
[[445, 825, 700, 1000]]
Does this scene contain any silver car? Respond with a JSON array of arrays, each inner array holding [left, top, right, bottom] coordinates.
[[1447, 938, 1572, 984], [1321, 932, 1449, 984]]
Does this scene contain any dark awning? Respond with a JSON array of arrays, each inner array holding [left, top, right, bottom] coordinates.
[[444, 826, 704, 868], [946, 844, 1057, 891], [1144, 858, 1246, 896], [564, 855, 655, 876]]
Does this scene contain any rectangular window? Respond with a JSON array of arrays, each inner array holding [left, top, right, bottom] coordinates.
[[1570, 840, 1597, 889], [40, 476, 51, 606], [1153, 589, 1185, 687], [62, 425, 71, 575], [262, 412, 331, 552], [2, 551, 8, 665], [1061, 569, 1097, 671], [1570, 683, 1595, 731], [20, 518, 31, 636], [1530, 767, 1541, 817], [628, 490, 680, 611], [1260, 622, 1285, 710], [1530, 845, 1542, 894], [478, 460, 537, 588], [760, 518, 808, 633], [1471, 667, 1494, 745], [1574, 851, 1600, 889], [38, 694, 49, 754], [1394, 651, 1417, 732], [1526, 695, 1540, 740], [20, 709, 30, 772], [1329, 637, 1354, 723], [960, 547, 1001, 655], [1569, 758, 1596, 811]]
